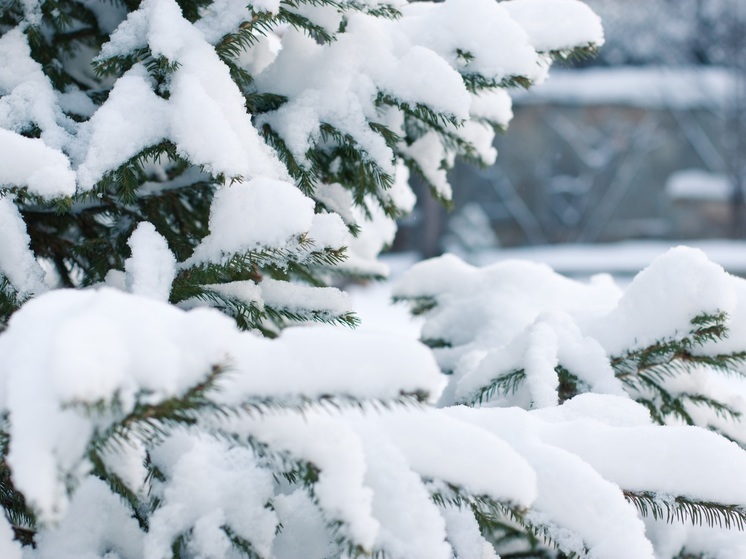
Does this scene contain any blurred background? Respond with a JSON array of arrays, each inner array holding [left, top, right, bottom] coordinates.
[[392, 0, 746, 276]]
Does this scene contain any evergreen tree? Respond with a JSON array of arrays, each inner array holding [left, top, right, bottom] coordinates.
[[4, 0, 746, 558]]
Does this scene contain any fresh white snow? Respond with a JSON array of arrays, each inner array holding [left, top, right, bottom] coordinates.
[[5, 0, 746, 556]]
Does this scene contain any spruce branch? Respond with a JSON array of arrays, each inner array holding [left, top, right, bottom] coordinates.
[[276, 5, 336, 44], [87, 446, 149, 530], [264, 304, 360, 330], [420, 338, 452, 349], [246, 92, 288, 114], [93, 47, 152, 77], [680, 393, 741, 422], [136, 178, 215, 261], [260, 125, 318, 195], [0, 0, 22, 21], [460, 73, 532, 94], [546, 43, 600, 63], [376, 92, 462, 129], [556, 366, 588, 404], [611, 312, 737, 381], [346, 0, 401, 19], [189, 287, 266, 331], [222, 57, 256, 92], [0, 429, 36, 546], [173, 242, 351, 331], [237, 437, 377, 559], [90, 141, 184, 204], [101, 364, 231, 446], [240, 391, 430, 416], [324, 518, 376, 559], [318, 122, 396, 207], [264, 117, 400, 219], [222, 525, 266, 559], [249, 439, 320, 488], [401, 112, 487, 169], [173, 242, 325, 297], [214, 12, 277, 60], [609, 311, 746, 426], [23, 167, 214, 286], [391, 294, 437, 316], [0, 279, 24, 329], [398, 154, 454, 209], [430, 482, 584, 558], [464, 369, 527, 406], [461, 365, 585, 407], [368, 121, 402, 150], [624, 491, 746, 530]]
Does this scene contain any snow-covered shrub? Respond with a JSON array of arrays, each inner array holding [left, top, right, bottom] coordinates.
[[0, 0, 642, 557], [394, 246, 746, 557]]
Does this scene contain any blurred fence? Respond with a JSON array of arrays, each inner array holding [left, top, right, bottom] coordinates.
[[395, 67, 744, 253]]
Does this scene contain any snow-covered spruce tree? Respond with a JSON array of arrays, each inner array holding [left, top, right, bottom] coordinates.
[[0, 0, 631, 558], [6, 1, 746, 558], [394, 247, 746, 557]]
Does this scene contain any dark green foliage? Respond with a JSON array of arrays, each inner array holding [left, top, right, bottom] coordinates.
[[89, 364, 231, 447], [170, 237, 356, 334], [431, 482, 587, 559], [462, 73, 533, 94], [87, 446, 150, 530], [612, 312, 739, 380], [392, 294, 437, 316], [22, 160, 214, 288], [546, 44, 600, 64], [420, 338, 452, 349], [464, 366, 587, 407], [613, 312, 746, 428], [455, 49, 534, 94], [0, 427, 36, 546], [171, 533, 190, 558], [0, 280, 23, 330], [624, 491, 746, 531], [93, 46, 152, 79], [260, 125, 319, 195], [469, 369, 527, 405], [377, 93, 462, 130], [556, 366, 588, 404], [223, 525, 265, 559], [261, 118, 404, 219], [318, 123, 396, 208]]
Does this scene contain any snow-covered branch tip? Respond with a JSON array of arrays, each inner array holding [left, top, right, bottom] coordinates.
[[624, 491, 746, 531]]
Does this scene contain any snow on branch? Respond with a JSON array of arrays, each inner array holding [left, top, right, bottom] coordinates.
[[8, 0, 725, 557], [397, 248, 746, 555]]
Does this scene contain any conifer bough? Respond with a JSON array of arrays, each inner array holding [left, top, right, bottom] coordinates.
[[4, 0, 743, 558]]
